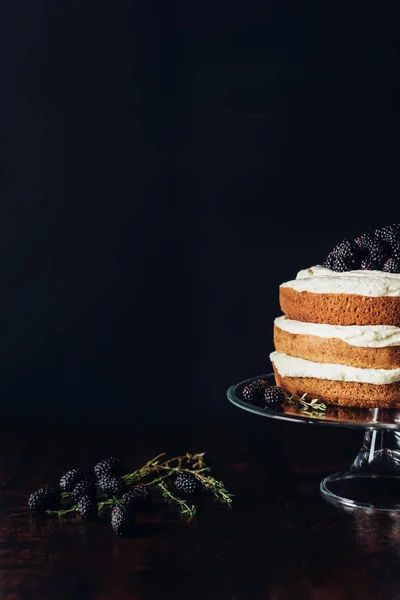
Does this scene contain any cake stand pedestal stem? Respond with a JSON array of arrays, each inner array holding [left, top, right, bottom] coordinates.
[[321, 428, 400, 511], [350, 429, 400, 477]]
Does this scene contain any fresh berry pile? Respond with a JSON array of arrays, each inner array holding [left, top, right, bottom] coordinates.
[[241, 379, 327, 416], [322, 224, 400, 272], [28, 452, 233, 534], [242, 378, 286, 409]]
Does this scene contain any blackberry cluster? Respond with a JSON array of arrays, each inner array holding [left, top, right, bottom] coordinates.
[[70, 480, 95, 503], [28, 486, 60, 512], [377, 224, 400, 245], [77, 495, 96, 519], [59, 469, 85, 492], [360, 258, 374, 270], [27, 451, 224, 536], [175, 473, 202, 495], [368, 240, 389, 269], [391, 243, 400, 262], [323, 224, 400, 273], [331, 239, 358, 257], [242, 378, 269, 403], [355, 233, 374, 251], [323, 238, 361, 272], [331, 255, 358, 272], [264, 386, 286, 408], [94, 457, 125, 479], [383, 258, 400, 273], [98, 475, 127, 499], [111, 505, 135, 536], [120, 486, 149, 509]]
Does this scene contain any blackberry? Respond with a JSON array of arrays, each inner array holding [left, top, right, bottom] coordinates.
[[28, 486, 60, 512], [264, 386, 286, 408], [94, 457, 125, 479], [98, 475, 127, 498], [330, 255, 358, 272], [249, 379, 268, 394], [355, 233, 375, 251], [77, 495, 97, 519], [383, 258, 400, 273], [242, 384, 258, 402], [376, 224, 400, 246], [331, 239, 357, 258], [367, 240, 389, 269], [120, 486, 149, 509], [322, 252, 336, 269], [175, 473, 201, 495], [391, 243, 400, 262], [71, 480, 95, 502], [111, 505, 135, 536], [360, 259, 374, 270], [325, 238, 363, 270], [59, 469, 85, 492], [242, 379, 268, 402]]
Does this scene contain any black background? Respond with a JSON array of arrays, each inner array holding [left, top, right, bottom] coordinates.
[[1, 1, 400, 423]]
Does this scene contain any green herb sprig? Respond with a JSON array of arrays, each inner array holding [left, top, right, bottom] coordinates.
[[286, 393, 326, 416], [46, 452, 233, 520], [157, 481, 197, 519]]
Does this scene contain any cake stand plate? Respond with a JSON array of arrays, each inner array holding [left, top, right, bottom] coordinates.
[[227, 373, 400, 512]]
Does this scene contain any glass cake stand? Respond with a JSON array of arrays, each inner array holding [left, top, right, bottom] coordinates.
[[227, 373, 400, 512]]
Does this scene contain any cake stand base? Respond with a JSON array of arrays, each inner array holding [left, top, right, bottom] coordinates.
[[227, 373, 400, 511], [320, 429, 400, 511]]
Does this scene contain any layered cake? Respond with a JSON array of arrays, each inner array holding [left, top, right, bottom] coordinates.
[[270, 224, 400, 407]]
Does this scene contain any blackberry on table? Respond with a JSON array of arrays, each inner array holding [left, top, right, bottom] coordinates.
[[175, 473, 202, 495], [111, 505, 135, 536], [71, 480, 95, 502], [383, 258, 400, 273], [94, 457, 125, 479], [120, 486, 149, 509], [28, 486, 60, 512], [77, 495, 97, 519], [59, 469, 85, 492], [98, 475, 127, 498], [264, 386, 286, 408]]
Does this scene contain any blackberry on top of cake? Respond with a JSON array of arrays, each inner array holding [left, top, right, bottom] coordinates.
[[270, 224, 400, 408], [323, 224, 400, 273]]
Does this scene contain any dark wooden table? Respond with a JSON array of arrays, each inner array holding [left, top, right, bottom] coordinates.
[[1, 406, 400, 600]]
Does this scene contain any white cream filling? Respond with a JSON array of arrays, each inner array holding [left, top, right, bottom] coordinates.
[[270, 351, 400, 384], [280, 265, 400, 297], [274, 315, 400, 348]]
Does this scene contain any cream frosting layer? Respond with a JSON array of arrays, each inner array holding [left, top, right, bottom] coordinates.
[[280, 265, 400, 297], [270, 351, 400, 384], [274, 315, 400, 348]]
